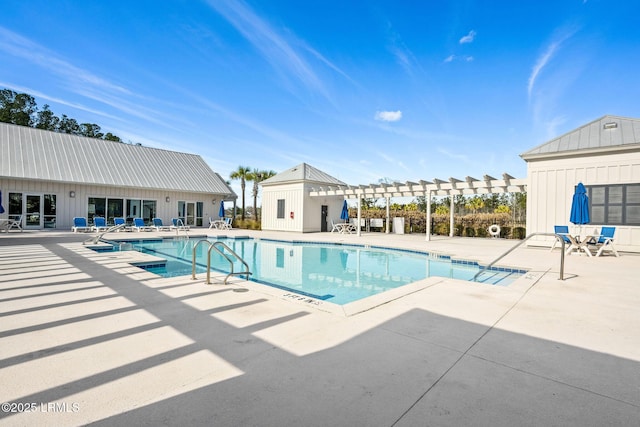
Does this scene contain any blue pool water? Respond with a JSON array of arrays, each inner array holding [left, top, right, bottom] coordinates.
[[107, 237, 525, 305]]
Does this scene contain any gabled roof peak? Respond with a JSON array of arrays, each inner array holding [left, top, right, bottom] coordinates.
[[261, 163, 346, 186], [521, 115, 640, 160]]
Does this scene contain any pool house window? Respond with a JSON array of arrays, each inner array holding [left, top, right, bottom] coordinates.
[[277, 199, 285, 219], [89, 198, 157, 224], [587, 184, 640, 225]]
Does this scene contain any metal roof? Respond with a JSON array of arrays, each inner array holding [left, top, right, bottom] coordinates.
[[521, 115, 640, 160], [0, 122, 236, 196], [261, 163, 347, 186]]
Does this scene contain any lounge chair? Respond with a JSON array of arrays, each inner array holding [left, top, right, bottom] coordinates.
[[132, 218, 152, 232], [7, 215, 23, 232], [588, 226, 619, 257], [92, 217, 109, 232], [72, 217, 92, 233], [153, 218, 172, 231], [171, 218, 190, 230], [113, 217, 130, 231], [550, 225, 571, 251]]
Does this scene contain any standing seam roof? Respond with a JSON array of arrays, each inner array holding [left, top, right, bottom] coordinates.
[[521, 115, 640, 159], [0, 122, 235, 195]]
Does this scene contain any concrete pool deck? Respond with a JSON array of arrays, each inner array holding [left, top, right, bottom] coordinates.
[[0, 229, 638, 426]]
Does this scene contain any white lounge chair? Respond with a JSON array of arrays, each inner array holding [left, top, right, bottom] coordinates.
[[92, 217, 109, 232], [132, 218, 152, 232], [171, 218, 190, 230], [72, 217, 92, 233], [152, 218, 172, 231]]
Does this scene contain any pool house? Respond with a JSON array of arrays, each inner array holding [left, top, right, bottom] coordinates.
[[0, 122, 236, 230], [521, 115, 640, 253]]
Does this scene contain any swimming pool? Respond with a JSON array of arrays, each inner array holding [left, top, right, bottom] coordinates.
[[103, 237, 525, 305]]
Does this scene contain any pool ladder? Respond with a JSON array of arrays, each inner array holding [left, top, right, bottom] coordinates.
[[192, 240, 252, 285], [473, 232, 567, 282]]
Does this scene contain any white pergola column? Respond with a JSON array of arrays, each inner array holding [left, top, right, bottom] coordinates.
[[449, 195, 455, 237], [385, 197, 390, 234], [357, 197, 362, 237], [425, 189, 432, 241]]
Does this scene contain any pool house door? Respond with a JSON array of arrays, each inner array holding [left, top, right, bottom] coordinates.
[[24, 194, 42, 229]]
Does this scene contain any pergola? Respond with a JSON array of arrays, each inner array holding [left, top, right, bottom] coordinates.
[[309, 173, 527, 240]]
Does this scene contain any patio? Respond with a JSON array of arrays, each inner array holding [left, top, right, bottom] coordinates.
[[0, 229, 638, 426]]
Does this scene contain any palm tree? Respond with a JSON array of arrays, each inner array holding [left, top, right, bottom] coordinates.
[[230, 166, 251, 221], [249, 169, 276, 221]]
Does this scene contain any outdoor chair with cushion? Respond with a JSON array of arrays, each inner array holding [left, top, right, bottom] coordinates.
[[550, 225, 571, 251], [132, 218, 152, 232], [171, 218, 190, 230], [113, 217, 130, 231], [588, 226, 619, 257], [72, 217, 92, 232], [92, 217, 109, 232], [152, 218, 172, 231]]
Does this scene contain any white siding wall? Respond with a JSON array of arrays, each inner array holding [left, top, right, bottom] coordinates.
[[261, 182, 305, 232], [261, 182, 345, 232], [526, 150, 640, 252], [0, 178, 218, 229]]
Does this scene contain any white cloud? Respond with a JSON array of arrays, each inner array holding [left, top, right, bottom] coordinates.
[[527, 28, 577, 98], [375, 110, 402, 122], [459, 30, 477, 44], [444, 55, 455, 63]]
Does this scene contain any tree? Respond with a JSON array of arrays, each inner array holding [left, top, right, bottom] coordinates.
[[104, 132, 122, 142], [58, 114, 80, 134], [79, 123, 104, 139], [230, 166, 251, 221], [248, 169, 276, 221], [0, 89, 37, 126], [35, 105, 60, 131], [1, 88, 123, 142]]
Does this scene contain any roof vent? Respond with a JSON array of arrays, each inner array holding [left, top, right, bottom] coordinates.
[[603, 122, 618, 129]]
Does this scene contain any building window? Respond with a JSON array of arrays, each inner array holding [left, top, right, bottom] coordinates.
[[44, 194, 57, 228], [587, 184, 640, 225], [277, 199, 285, 219], [88, 197, 106, 223]]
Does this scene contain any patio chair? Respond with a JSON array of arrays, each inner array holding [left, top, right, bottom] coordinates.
[[92, 217, 109, 232], [550, 225, 571, 251], [588, 226, 619, 257], [152, 218, 172, 231], [330, 219, 341, 233], [171, 218, 190, 230], [132, 218, 152, 232], [113, 217, 130, 231], [223, 217, 233, 230], [7, 215, 23, 232], [72, 217, 92, 233]]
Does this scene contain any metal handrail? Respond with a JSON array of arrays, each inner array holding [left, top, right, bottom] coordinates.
[[83, 223, 128, 245], [473, 232, 566, 282], [192, 239, 251, 285], [174, 218, 189, 240]]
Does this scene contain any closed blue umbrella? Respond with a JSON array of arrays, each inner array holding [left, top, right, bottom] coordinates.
[[340, 200, 349, 222], [0, 190, 4, 214], [219, 200, 225, 218], [569, 182, 590, 226]]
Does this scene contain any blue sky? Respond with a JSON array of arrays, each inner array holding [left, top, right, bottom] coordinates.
[[1, 1, 639, 203]]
